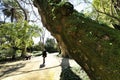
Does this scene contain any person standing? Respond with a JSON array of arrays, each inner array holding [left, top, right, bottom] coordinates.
[[42, 50, 47, 64]]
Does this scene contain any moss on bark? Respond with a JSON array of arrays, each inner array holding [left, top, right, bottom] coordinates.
[[34, 0, 120, 80]]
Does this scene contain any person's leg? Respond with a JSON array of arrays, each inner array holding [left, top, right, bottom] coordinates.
[[43, 57, 45, 64]]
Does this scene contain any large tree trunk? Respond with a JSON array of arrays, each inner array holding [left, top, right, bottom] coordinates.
[[56, 34, 69, 57], [10, 8, 15, 22], [21, 45, 27, 57], [34, 0, 120, 80]]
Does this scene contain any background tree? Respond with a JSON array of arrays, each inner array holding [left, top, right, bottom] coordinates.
[[0, 21, 41, 59], [45, 38, 58, 53], [92, 0, 120, 26], [19, 22, 41, 57], [1, 0, 24, 22]]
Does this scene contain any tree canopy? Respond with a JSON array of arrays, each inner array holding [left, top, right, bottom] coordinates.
[[92, 0, 120, 26]]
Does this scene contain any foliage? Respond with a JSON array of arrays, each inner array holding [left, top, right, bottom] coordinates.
[[32, 51, 42, 56], [31, 41, 44, 51], [0, 21, 41, 59], [92, 0, 120, 25], [45, 38, 58, 53], [2, 0, 24, 22], [0, 21, 40, 48], [0, 48, 15, 60]]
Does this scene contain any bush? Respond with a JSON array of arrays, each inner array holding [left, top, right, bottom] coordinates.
[[32, 51, 42, 56], [45, 38, 59, 53], [0, 48, 15, 61]]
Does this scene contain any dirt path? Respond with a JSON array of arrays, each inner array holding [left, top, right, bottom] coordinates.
[[0, 53, 84, 80]]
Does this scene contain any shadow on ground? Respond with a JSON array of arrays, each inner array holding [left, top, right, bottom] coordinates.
[[60, 58, 82, 80], [0, 63, 25, 78], [0, 63, 60, 79], [40, 64, 45, 68]]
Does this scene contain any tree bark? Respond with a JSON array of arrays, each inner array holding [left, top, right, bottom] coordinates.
[[21, 47, 27, 57], [10, 8, 15, 22], [56, 34, 69, 57], [34, 0, 120, 80], [21, 42, 27, 58]]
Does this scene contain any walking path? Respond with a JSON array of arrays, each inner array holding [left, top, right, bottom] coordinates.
[[0, 53, 87, 80]]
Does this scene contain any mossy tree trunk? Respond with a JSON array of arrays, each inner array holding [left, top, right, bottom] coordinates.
[[21, 41, 27, 57], [21, 46, 27, 57], [56, 34, 69, 57], [34, 0, 120, 80]]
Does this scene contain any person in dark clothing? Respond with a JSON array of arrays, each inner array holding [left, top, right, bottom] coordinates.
[[42, 50, 47, 64]]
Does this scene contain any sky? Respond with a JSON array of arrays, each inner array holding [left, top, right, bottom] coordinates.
[[0, 1, 4, 21]]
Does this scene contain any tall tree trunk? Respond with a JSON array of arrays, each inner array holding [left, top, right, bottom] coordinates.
[[12, 53, 15, 60], [10, 8, 15, 22], [34, 0, 120, 80], [21, 44, 27, 57], [56, 34, 69, 57], [12, 49, 16, 60], [15, 0, 28, 57]]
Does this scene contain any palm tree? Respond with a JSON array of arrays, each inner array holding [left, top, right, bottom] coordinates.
[[2, 0, 26, 22]]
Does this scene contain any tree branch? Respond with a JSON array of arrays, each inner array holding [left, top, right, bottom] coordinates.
[[84, 1, 120, 22], [15, 0, 28, 21]]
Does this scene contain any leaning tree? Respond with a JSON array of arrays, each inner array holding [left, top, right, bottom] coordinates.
[[34, 0, 120, 80]]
